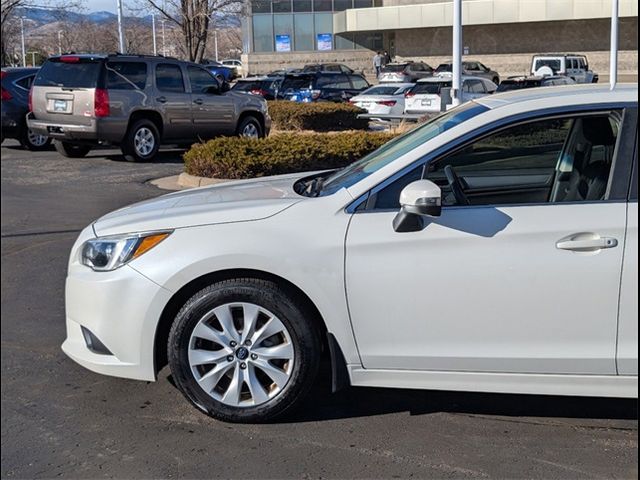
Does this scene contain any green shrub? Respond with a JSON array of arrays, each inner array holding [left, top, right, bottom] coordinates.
[[267, 101, 369, 132], [184, 131, 397, 179]]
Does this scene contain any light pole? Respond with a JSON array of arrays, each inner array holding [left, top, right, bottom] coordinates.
[[20, 17, 26, 67], [214, 29, 219, 62], [161, 19, 166, 56], [451, 0, 462, 107], [610, 0, 619, 89], [58, 30, 63, 55], [116, 0, 126, 53], [152, 14, 157, 55]]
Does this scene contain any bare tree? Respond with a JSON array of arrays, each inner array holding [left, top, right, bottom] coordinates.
[[138, 0, 245, 63]]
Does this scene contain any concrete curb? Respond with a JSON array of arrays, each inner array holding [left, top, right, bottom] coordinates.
[[177, 172, 229, 188], [150, 173, 230, 191]]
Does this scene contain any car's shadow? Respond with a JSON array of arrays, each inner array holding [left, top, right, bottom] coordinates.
[[165, 364, 638, 424]]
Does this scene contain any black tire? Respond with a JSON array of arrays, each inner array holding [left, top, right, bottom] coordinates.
[[236, 115, 264, 139], [168, 278, 322, 423], [20, 128, 52, 151], [121, 119, 160, 162], [54, 140, 91, 158]]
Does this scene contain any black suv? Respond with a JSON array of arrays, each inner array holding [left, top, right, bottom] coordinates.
[[277, 72, 370, 102], [27, 54, 270, 162]]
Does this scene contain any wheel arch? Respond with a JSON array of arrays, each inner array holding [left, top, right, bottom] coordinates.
[[153, 268, 333, 377], [237, 110, 265, 134], [127, 110, 164, 139]]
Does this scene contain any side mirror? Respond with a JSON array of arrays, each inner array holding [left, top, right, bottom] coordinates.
[[393, 180, 442, 233]]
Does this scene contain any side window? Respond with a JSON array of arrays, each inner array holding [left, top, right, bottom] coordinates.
[[107, 62, 147, 90], [156, 63, 185, 93], [370, 165, 424, 210], [350, 75, 369, 89], [465, 79, 485, 93], [324, 65, 341, 72], [188, 66, 217, 93], [424, 114, 620, 206], [317, 74, 350, 89], [15, 75, 35, 90]]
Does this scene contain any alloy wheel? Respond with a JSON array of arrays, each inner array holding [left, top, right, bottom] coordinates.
[[188, 302, 295, 407], [27, 129, 48, 147], [241, 123, 259, 138], [134, 127, 155, 157]]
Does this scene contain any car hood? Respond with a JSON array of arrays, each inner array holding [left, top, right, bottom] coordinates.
[[93, 173, 307, 236]]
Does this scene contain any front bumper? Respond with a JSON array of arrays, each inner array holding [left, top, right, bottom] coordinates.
[[63, 255, 173, 381]]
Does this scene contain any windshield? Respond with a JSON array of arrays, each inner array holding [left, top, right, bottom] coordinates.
[[319, 102, 489, 195], [382, 64, 407, 72], [360, 85, 402, 96], [435, 64, 453, 73]]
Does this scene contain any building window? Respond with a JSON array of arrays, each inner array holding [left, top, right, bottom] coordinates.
[[334, 0, 353, 10], [313, 13, 333, 49], [293, 0, 312, 12], [272, 0, 291, 13], [313, 0, 332, 11], [354, 32, 383, 50], [294, 13, 314, 50], [251, 0, 271, 13], [335, 32, 355, 50], [274, 14, 294, 50], [354, 0, 373, 7], [253, 14, 274, 52]]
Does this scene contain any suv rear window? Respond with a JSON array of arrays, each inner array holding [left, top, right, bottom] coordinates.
[[382, 64, 408, 72], [34, 60, 102, 88], [280, 75, 314, 91], [106, 62, 147, 90], [412, 81, 451, 94]]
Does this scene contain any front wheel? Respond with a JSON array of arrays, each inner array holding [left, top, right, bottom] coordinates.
[[21, 128, 51, 151], [168, 278, 322, 423], [121, 119, 160, 162], [236, 115, 264, 139], [54, 140, 91, 158]]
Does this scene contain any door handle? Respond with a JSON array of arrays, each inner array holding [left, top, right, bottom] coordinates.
[[193, 98, 203, 105], [156, 96, 167, 103], [556, 233, 618, 252]]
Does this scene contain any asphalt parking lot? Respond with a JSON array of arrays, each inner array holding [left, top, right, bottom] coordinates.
[[1, 140, 638, 479]]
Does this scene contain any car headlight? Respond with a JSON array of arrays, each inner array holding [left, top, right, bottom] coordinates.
[[81, 231, 172, 272]]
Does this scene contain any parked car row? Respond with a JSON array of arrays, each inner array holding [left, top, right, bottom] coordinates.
[[24, 54, 269, 162]]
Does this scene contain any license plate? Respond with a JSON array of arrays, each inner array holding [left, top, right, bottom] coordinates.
[[54, 99, 67, 112], [421, 99, 432, 106]]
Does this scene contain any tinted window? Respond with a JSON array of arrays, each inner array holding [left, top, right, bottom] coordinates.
[[15, 75, 35, 90], [106, 62, 147, 90], [232, 80, 262, 92], [424, 115, 620, 206], [413, 81, 451, 94], [34, 60, 102, 88], [188, 66, 216, 93], [382, 64, 408, 72], [464, 79, 485, 93], [316, 74, 350, 89], [350, 75, 369, 89], [156, 64, 185, 93], [280, 75, 314, 91], [320, 102, 489, 194]]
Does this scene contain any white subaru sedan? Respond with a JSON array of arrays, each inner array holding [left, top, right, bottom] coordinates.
[[64, 84, 638, 423]]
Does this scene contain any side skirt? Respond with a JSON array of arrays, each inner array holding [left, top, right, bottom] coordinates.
[[348, 366, 638, 398]]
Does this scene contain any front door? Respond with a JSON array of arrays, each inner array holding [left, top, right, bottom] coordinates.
[[187, 66, 236, 139], [154, 63, 193, 140], [345, 110, 629, 375]]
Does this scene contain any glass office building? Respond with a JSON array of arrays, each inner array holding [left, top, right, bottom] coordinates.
[[247, 0, 384, 53]]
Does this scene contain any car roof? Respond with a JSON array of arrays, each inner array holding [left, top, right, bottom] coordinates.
[[477, 83, 637, 110], [533, 53, 587, 57]]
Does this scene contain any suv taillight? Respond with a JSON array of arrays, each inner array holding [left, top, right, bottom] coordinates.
[[1, 86, 11, 101], [250, 88, 268, 97], [405, 91, 415, 98], [377, 100, 397, 106], [94, 88, 110, 117]]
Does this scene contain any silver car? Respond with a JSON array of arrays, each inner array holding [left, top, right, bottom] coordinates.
[[378, 61, 434, 83], [27, 54, 271, 162], [435, 61, 501, 85]]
